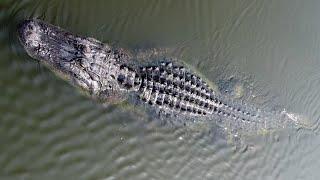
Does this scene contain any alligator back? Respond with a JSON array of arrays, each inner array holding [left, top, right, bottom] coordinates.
[[137, 62, 215, 116]]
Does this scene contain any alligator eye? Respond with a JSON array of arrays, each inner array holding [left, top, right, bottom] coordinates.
[[75, 43, 86, 51], [117, 74, 125, 83]]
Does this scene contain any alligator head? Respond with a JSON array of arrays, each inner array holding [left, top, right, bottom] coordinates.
[[18, 19, 129, 103]]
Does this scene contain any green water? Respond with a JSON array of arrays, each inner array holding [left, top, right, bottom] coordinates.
[[1, 0, 320, 179]]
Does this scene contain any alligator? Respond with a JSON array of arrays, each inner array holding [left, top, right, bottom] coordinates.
[[17, 19, 308, 135]]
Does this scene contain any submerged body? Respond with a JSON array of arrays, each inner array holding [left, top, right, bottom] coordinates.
[[18, 19, 305, 134]]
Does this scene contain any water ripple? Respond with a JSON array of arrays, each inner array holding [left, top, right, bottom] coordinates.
[[1, 0, 320, 179]]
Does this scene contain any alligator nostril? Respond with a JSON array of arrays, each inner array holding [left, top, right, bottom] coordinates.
[[27, 24, 34, 30], [25, 31, 32, 37]]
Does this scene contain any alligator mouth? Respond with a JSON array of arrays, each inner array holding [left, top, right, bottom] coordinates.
[[18, 19, 79, 64], [18, 20, 44, 58], [17, 19, 98, 93]]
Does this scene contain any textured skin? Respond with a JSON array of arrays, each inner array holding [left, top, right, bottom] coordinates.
[[18, 19, 302, 131]]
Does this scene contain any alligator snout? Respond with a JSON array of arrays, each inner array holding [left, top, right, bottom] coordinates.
[[18, 20, 43, 53]]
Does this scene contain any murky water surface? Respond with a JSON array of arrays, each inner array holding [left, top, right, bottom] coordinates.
[[1, 0, 320, 179]]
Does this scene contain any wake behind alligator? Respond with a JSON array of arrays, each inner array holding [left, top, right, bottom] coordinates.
[[17, 19, 309, 136]]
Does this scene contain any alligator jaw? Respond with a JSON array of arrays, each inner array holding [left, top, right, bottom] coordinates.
[[18, 20, 115, 97], [18, 19, 88, 87]]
